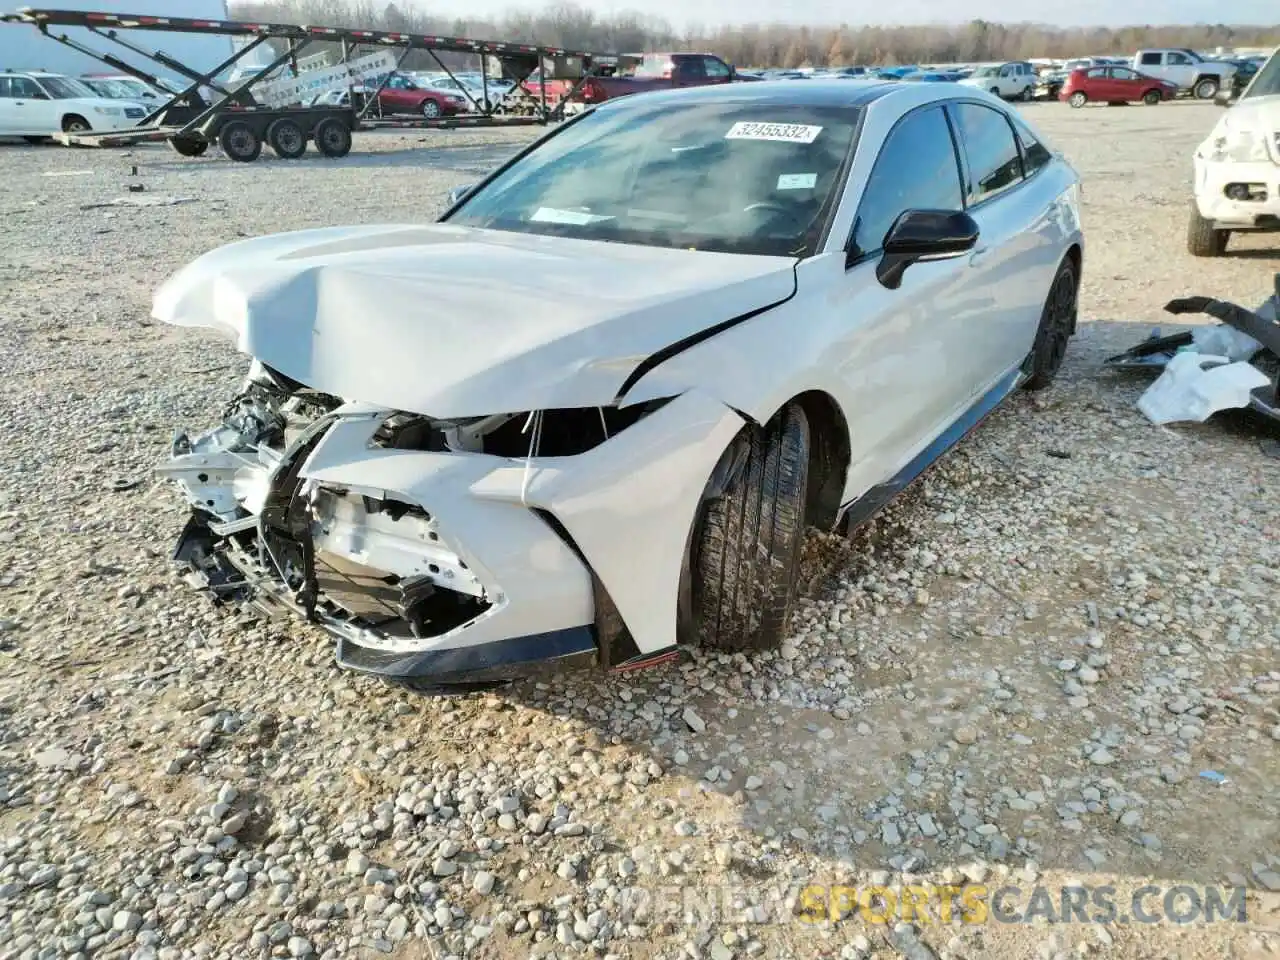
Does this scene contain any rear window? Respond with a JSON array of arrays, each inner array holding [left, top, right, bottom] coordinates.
[[634, 55, 675, 78]]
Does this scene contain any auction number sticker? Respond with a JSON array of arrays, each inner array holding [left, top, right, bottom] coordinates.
[[725, 121, 823, 143]]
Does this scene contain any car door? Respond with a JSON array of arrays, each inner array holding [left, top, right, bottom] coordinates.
[[672, 57, 706, 88], [9, 76, 57, 135], [948, 100, 1058, 380], [996, 64, 1015, 96], [378, 75, 415, 112], [831, 103, 986, 496], [0, 77, 16, 134], [1107, 67, 1142, 100], [1082, 66, 1109, 98], [1165, 51, 1193, 88]]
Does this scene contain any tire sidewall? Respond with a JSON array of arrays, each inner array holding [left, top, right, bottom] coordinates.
[[1023, 259, 1077, 389], [686, 406, 811, 653]]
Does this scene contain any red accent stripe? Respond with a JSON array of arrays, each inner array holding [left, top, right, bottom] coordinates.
[[611, 650, 680, 673]]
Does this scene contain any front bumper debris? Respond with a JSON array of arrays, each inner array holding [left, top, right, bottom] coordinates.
[[1105, 274, 1280, 430]]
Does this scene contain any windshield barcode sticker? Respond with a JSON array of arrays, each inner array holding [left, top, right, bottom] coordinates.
[[725, 122, 823, 143]]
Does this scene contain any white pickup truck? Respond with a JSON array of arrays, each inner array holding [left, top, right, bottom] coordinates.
[[1132, 49, 1236, 100]]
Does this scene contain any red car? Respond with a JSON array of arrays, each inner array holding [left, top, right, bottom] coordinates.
[[1060, 66, 1178, 107], [375, 73, 467, 119]]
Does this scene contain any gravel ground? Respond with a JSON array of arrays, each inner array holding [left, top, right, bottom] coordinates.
[[1, 101, 1279, 960]]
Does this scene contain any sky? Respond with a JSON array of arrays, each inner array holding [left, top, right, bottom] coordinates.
[[407, 0, 1279, 29]]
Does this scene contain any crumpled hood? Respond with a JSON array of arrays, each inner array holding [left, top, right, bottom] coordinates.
[[1196, 93, 1280, 159], [153, 223, 796, 417]]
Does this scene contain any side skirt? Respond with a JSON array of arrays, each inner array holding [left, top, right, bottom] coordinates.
[[838, 366, 1025, 534]]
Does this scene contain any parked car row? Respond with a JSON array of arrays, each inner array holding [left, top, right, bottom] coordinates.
[[0, 70, 150, 140]]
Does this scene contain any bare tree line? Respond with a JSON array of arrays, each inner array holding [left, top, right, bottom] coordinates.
[[229, 0, 1279, 67]]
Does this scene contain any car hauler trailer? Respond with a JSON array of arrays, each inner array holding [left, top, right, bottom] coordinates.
[[1, 8, 617, 161]]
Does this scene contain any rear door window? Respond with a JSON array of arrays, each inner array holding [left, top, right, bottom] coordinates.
[[949, 102, 1023, 205], [1139, 52, 1162, 66]]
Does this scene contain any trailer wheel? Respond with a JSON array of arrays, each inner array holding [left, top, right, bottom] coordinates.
[[169, 137, 209, 158], [266, 118, 307, 160], [218, 121, 262, 163], [314, 118, 352, 159]]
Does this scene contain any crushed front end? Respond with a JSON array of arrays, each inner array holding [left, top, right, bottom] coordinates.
[[157, 361, 603, 685], [156, 363, 743, 685]]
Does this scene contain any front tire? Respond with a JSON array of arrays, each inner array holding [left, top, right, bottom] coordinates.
[[689, 405, 810, 653], [1187, 203, 1228, 257], [62, 114, 91, 134], [1142, 89, 1162, 105], [422, 99, 442, 118], [1022, 257, 1078, 391], [1193, 77, 1219, 100]]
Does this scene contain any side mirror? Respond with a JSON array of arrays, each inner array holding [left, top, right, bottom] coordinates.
[[875, 209, 979, 289], [446, 183, 475, 206]]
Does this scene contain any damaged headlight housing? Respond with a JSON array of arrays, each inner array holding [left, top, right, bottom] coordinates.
[[371, 399, 675, 457], [1200, 116, 1276, 163]]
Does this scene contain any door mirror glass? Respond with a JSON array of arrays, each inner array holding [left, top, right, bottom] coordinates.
[[876, 209, 979, 289]]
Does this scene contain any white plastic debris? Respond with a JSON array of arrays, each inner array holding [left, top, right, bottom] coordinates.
[[1189, 324, 1263, 362], [1137, 352, 1270, 425]]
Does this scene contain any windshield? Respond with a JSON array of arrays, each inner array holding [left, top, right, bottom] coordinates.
[[38, 76, 96, 99], [1241, 49, 1280, 99], [445, 100, 861, 258]]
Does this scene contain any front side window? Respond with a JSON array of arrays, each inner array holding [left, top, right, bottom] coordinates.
[[950, 102, 1023, 205], [704, 57, 731, 78], [446, 102, 861, 258], [850, 105, 962, 259], [1168, 52, 1190, 65]]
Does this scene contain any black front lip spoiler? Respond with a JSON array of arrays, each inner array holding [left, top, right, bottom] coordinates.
[[173, 513, 599, 685], [335, 627, 597, 683]]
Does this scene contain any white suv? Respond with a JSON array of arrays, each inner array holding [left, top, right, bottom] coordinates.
[[1187, 47, 1280, 256], [0, 72, 146, 141], [959, 62, 1037, 100]]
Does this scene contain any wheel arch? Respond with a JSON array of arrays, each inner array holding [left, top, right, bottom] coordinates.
[[788, 390, 851, 531], [60, 112, 90, 131]]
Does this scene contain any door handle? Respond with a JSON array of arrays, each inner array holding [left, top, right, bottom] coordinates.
[[969, 246, 991, 266]]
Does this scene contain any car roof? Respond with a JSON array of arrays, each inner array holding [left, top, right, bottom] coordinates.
[[597, 79, 901, 112]]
